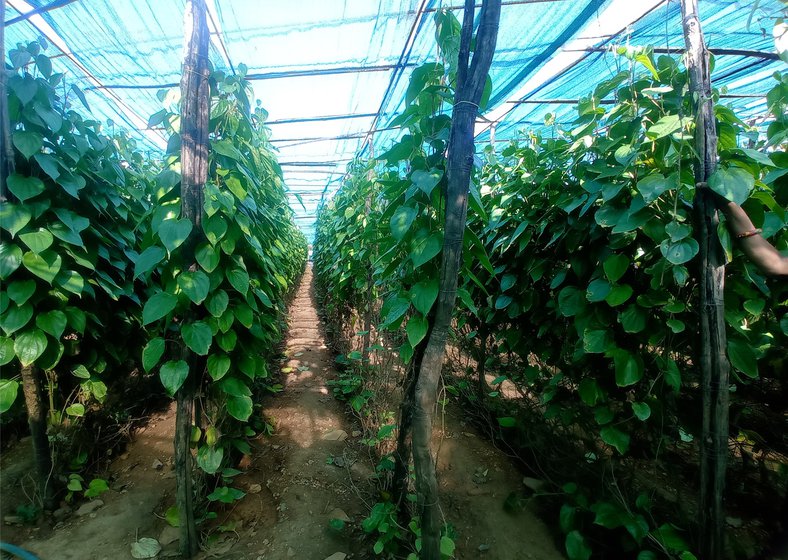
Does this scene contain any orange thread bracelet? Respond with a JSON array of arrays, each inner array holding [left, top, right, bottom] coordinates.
[[736, 228, 762, 239]]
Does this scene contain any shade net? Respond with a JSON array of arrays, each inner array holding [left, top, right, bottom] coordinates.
[[4, 0, 785, 241]]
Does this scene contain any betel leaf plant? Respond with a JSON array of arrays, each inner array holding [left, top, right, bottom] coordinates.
[[460, 52, 786, 557], [314, 7, 500, 557], [1, 41, 152, 508], [136, 62, 306, 532]]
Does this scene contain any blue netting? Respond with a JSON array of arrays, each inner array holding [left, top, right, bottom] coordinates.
[[4, 0, 785, 241]]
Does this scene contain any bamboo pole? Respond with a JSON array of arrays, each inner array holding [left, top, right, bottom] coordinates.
[[680, 1, 730, 558]]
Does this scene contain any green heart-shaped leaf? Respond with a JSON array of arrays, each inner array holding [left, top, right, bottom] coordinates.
[[0, 204, 32, 237], [636, 173, 673, 204], [203, 214, 227, 245], [160, 360, 189, 396], [207, 353, 231, 381], [226, 395, 253, 421], [10, 74, 36, 102], [206, 290, 229, 318], [0, 338, 14, 366], [603, 254, 629, 283], [226, 268, 249, 296], [181, 321, 212, 355], [158, 218, 192, 253], [659, 238, 699, 265], [7, 174, 45, 202], [7, 280, 36, 306], [605, 285, 633, 307], [33, 102, 62, 133], [195, 243, 220, 272], [19, 228, 54, 254], [22, 250, 62, 283], [613, 349, 643, 387], [410, 169, 443, 196], [196, 445, 224, 474], [142, 292, 178, 325], [36, 310, 67, 339], [0, 303, 34, 335], [600, 425, 630, 454], [631, 402, 651, 421], [12, 132, 43, 160], [410, 278, 439, 315], [177, 270, 210, 304], [48, 221, 84, 247], [727, 337, 758, 379], [14, 328, 49, 366]]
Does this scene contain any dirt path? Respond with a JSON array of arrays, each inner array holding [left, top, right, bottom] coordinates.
[[2, 265, 562, 560], [235, 265, 368, 560]]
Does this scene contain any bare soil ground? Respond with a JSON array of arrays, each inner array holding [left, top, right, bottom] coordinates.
[[1, 266, 563, 560]]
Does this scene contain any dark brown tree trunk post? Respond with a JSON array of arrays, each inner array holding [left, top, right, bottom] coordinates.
[[681, 2, 729, 558], [176, 0, 210, 556], [411, 2, 500, 558], [2, 30, 53, 508], [21, 366, 54, 509]]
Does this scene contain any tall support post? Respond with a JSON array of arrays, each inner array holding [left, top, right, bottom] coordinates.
[[176, 0, 211, 556], [410, 1, 500, 558], [680, 2, 729, 558]]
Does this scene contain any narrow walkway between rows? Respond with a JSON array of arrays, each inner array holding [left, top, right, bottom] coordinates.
[[245, 264, 366, 560]]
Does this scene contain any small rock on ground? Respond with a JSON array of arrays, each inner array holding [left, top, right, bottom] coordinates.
[[322, 429, 348, 441], [75, 500, 104, 516]]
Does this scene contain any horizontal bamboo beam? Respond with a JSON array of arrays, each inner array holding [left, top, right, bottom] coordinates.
[[570, 46, 781, 61], [505, 93, 764, 105], [5, 0, 79, 25], [425, 0, 565, 11], [268, 113, 377, 125], [85, 63, 414, 91]]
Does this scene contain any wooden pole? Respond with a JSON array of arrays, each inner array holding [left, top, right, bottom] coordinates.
[[410, 1, 501, 558], [176, 0, 210, 556], [680, 2, 729, 558]]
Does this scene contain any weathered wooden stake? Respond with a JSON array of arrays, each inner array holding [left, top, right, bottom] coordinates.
[[176, 0, 211, 556], [680, 1, 730, 558], [20, 365, 54, 509], [410, 1, 500, 558]]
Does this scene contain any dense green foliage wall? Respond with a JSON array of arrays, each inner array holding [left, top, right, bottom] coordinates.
[[0, 41, 306, 510], [314, 49, 787, 558]]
